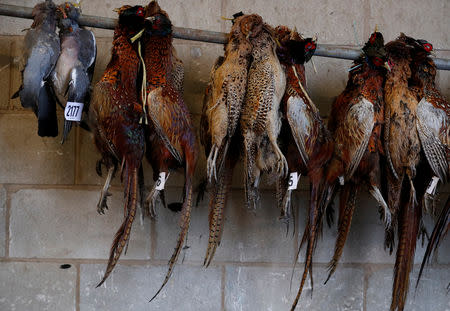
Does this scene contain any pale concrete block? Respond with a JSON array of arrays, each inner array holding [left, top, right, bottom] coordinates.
[[90, 37, 113, 85], [0, 261, 76, 311], [80, 263, 222, 311], [9, 36, 26, 111], [367, 0, 449, 50], [0, 1, 41, 35], [173, 42, 224, 115], [366, 267, 450, 311], [209, 190, 296, 263], [435, 50, 450, 110], [225, 266, 364, 311], [224, 0, 367, 45], [0, 114, 75, 184], [10, 188, 150, 259], [0, 185, 5, 257], [0, 37, 12, 111], [305, 57, 354, 116]]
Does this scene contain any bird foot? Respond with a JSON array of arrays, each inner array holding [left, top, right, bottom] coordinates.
[[97, 191, 111, 214], [145, 188, 160, 219], [423, 193, 436, 214], [370, 186, 391, 229], [281, 190, 292, 219], [206, 146, 218, 183], [276, 154, 289, 178]]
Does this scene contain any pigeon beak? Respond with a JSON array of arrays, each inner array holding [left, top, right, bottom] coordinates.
[[384, 61, 391, 72], [57, 7, 67, 19]]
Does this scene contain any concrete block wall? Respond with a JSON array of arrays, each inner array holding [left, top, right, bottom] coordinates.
[[0, 0, 449, 310]]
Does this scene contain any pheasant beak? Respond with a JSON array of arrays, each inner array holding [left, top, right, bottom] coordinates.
[[146, 16, 156, 22], [246, 31, 251, 40], [113, 8, 120, 13], [384, 61, 391, 72]]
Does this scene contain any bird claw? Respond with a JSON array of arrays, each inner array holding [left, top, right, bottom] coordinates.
[[145, 188, 159, 219], [206, 146, 218, 183], [423, 193, 436, 214], [277, 156, 289, 178], [384, 209, 392, 230], [97, 191, 111, 214]]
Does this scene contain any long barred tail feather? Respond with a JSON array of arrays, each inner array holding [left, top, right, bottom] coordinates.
[[390, 177, 421, 311], [325, 184, 357, 283], [149, 165, 194, 302], [291, 181, 323, 310], [416, 195, 450, 289], [97, 165, 138, 287], [204, 164, 231, 267]]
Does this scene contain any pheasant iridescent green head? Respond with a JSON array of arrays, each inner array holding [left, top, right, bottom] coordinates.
[[417, 39, 434, 55], [143, 1, 172, 36], [275, 26, 316, 65], [116, 5, 145, 25], [362, 31, 389, 70]]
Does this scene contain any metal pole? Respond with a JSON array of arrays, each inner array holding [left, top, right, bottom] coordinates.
[[1, 4, 449, 70]]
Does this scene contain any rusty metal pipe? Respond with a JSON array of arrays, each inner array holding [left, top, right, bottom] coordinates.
[[1, 4, 449, 70]]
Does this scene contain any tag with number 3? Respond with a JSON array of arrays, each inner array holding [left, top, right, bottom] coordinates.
[[155, 172, 167, 190], [288, 172, 301, 190]]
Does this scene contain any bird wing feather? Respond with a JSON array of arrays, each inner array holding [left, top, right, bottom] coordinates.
[[335, 97, 374, 179], [147, 87, 184, 163], [286, 95, 314, 165], [416, 97, 449, 182]]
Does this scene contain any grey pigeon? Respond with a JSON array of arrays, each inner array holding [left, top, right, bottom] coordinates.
[[52, 2, 96, 143], [12, 0, 60, 137]]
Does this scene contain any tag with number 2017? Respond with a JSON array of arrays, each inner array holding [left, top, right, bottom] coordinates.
[[64, 102, 84, 121], [288, 172, 301, 190]]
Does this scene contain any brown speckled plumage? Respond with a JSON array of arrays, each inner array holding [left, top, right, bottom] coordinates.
[[201, 14, 264, 266], [241, 23, 287, 209]]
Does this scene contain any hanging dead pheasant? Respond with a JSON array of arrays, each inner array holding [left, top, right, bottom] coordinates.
[[201, 13, 264, 267], [271, 27, 334, 310], [241, 22, 287, 210], [89, 5, 146, 287], [138, 1, 198, 301], [323, 31, 392, 285], [384, 34, 449, 311]]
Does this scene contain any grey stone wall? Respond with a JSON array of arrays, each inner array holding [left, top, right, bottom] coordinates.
[[0, 0, 449, 310]]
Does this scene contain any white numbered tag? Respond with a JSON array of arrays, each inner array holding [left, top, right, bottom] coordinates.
[[288, 172, 301, 190], [64, 102, 84, 121], [155, 172, 167, 190], [426, 176, 440, 195]]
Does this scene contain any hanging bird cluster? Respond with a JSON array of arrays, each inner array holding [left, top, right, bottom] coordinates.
[[13, 0, 96, 142], [291, 31, 449, 311], [89, 0, 197, 302], [8, 1, 449, 309], [201, 14, 332, 278]]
